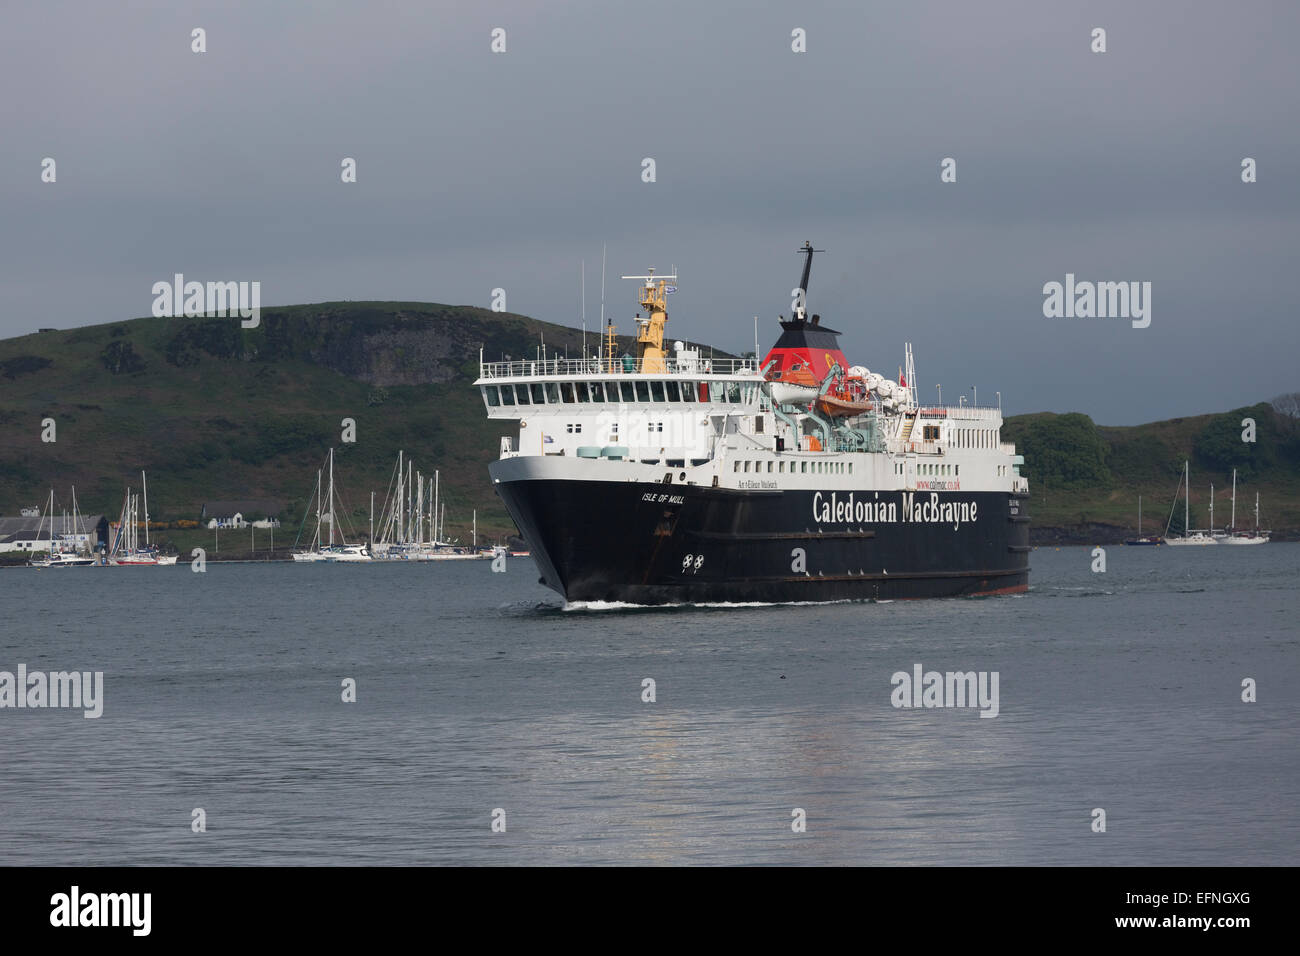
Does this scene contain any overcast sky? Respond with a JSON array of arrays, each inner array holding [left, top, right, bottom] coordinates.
[[2, 0, 1296, 424]]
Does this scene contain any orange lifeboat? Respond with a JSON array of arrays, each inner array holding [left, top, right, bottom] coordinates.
[[766, 360, 821, 406], [815, 374, 872, 418]]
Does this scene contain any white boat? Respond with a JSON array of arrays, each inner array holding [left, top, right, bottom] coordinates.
[[292, 449, 372, 562], [318, 544, 373, 562], [1218, 472, 1270, 544], [108, 473, 176, 565], [371, 451, 436, 561], [1163, 461, 1218, 545], [370, 456, 493, 561], [28, 488, 98, 567]]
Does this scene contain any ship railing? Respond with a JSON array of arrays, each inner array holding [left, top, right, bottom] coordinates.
[[478, 356, 760, 379], [916, 405, 1003, 421]]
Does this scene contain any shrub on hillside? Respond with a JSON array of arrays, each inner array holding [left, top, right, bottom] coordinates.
[[100, 340, 145, 374], [1194, 404, 1278, 481], [1003, 413, 1110, 489]]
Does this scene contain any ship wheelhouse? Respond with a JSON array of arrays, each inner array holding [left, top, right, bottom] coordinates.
[[476, 349, 766, 467]]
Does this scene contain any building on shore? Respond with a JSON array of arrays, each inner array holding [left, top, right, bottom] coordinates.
[[0, 514, 107, 553], [200, 500, 283, 530]]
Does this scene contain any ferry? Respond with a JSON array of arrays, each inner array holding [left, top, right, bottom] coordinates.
[[474, 244, 1031, 604]]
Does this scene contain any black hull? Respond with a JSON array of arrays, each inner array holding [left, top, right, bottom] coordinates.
[[494, 474, 1030, 605]]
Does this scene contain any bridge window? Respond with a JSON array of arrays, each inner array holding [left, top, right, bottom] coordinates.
[[635, 381, 650, 402], [743, 461, 750, 473], [734, 461, 740, 472], [545, 382, 560, 404], [650, 381, 666, 402], [605, 382, 620, 402], [665, 381, 680, 402], [681, 381, 696, 402], [620, 382, 635, 402], [483, 386, 500, 407]]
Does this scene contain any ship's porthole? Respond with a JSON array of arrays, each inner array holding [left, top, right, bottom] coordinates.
[[679, 472, 686, 481]]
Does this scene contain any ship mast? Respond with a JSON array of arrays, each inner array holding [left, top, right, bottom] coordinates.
[[623, 268, 676, 373], [794, 241, 823, 320]]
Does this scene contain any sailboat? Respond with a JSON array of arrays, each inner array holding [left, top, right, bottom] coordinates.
[[109, 473, 178, 565], [421, 506, 492, 560], [28, 489, 97, 567], [1219, 469, 1270, 545], [292, 449, 372, 562], [1123, 495, 1161, 545], [1163, 461, 1217, 545]]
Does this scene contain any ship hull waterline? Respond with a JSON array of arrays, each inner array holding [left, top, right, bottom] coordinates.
[[492, 468, 1030, 605]]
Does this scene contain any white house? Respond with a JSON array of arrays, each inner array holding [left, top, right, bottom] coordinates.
[[201, 500, 282, 531]]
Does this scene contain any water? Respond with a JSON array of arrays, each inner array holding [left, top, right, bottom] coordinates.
[[1, 545, 1296, 865]]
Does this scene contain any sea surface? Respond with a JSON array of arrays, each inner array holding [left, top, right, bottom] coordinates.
[[1, 545, 1296, 866]]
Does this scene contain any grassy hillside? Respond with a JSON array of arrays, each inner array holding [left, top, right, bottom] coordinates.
[[1003, 405, 1300, 541], [0, 302, 686, 544], [0, 303, 1296, 546]]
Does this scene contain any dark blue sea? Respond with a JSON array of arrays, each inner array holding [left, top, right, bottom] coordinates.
[[1, 545, 1296, 865]]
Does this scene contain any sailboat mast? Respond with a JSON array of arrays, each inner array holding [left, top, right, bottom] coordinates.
[[1210, 483, 1215, 532], [433, 470, 440, 545], [473, 509, 477, 548], [1231, 469, 1237, 531], [142, 471, 151, 548], [1184, 461, 1189, 534]]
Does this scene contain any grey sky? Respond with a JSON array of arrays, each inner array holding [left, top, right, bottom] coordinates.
[[2, 0, 1296, 424]]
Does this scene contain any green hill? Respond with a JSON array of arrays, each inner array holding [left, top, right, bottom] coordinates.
[[1003, 406, 1300, 541], [0, 303, 1296, 549], [0, 302, 679, 549]]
